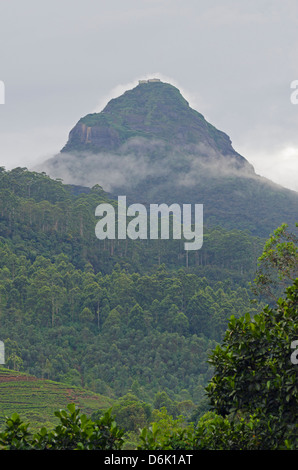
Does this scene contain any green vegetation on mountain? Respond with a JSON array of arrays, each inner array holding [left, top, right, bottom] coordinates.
[[0, 168, 263, 394], [0, 168, 263, 421], [62, 82, 239, 154]]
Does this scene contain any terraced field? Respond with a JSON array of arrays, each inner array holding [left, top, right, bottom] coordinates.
[[0, 367, 113, 431]]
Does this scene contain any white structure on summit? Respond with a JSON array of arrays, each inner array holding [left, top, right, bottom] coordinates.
[[138, 78, 161, 84]]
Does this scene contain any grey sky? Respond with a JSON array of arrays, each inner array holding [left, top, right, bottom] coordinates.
[[1, 0, 298, 191]]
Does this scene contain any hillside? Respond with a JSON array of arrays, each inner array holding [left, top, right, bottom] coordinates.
[[0, 367, 113, 431], [39, 80, 298, 237], [0, 168, 265, 418]]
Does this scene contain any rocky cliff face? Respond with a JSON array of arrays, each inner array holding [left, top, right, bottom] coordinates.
[[64, 122, 122, 152]]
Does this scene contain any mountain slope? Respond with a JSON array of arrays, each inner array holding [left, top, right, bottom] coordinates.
[[40, 80, 298, 237], [0, 367, 113, 431]]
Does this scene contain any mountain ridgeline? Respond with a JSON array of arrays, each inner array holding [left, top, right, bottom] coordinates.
[[40, 80, 298, 238]]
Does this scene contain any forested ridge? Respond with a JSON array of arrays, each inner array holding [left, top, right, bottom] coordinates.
[[0, 167, 297, 450]]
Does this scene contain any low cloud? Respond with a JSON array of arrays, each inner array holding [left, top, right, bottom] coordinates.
[[36, 135, 258, 195]]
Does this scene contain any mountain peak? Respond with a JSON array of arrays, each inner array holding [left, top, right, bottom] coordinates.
[[102, 80, 190, 116], [60, 80, 251, 172], [38, 80, 298, 236]]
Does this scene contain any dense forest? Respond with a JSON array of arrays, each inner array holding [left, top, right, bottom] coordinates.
[[0, 167, 297, 450]]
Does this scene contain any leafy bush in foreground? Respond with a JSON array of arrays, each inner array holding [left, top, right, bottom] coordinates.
[[0, 403, 124, 450]]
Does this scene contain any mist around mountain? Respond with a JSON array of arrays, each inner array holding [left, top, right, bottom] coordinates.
[[39, 80, 298, 237]]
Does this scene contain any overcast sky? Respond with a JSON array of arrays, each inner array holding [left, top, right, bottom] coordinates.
[[1, 0, 298, 191]]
